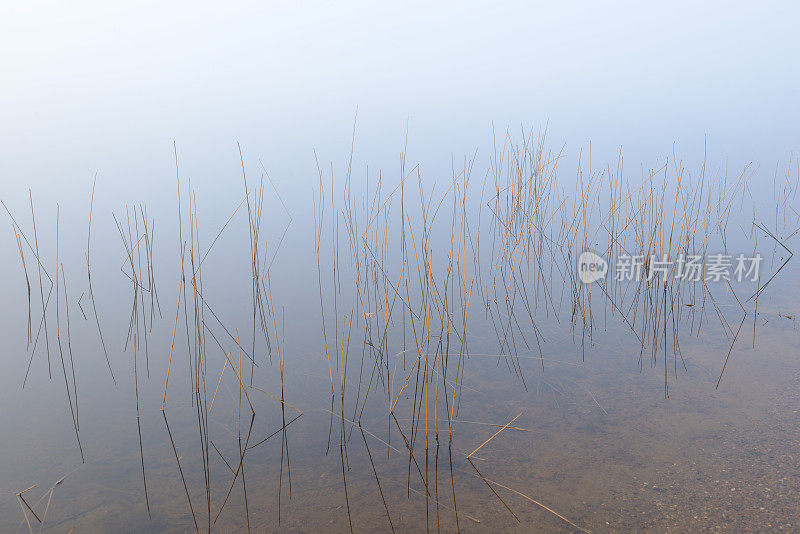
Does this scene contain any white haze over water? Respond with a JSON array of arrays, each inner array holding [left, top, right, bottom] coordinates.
[[0, 1, 797, 207]]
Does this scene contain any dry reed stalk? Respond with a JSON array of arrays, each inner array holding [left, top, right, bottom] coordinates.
[[465, 412, 522, 459], [54, 206, 83, 461], [11, 224, 32, 346], [86, 175, 116, 383], [29, 191, 52, 379]]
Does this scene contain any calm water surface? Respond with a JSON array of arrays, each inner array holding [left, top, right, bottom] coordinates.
[[0, 139, 798, 533]]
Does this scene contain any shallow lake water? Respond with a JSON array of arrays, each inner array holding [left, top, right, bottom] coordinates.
[[0, 138, 798, 533]]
